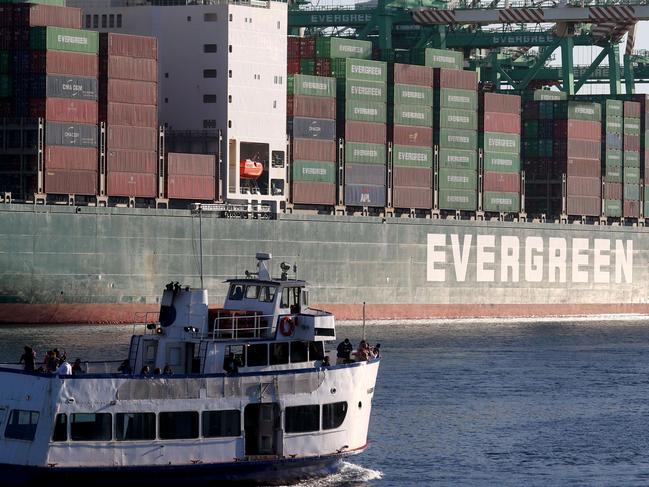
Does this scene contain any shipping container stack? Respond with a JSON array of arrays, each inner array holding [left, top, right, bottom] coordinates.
[[623, 101, 641, 218], [389, 63, 434, 210], [0, 1, 102, 200], [434, 67, 479, 212], [602, 99, 623, 218], [643, 99, 649, 219], [287, 73, 338, 206], [479, 93, 522, 214], [99, 32, 158, 200], [317, 38, 387, 208], [166, 153, 216, 201]]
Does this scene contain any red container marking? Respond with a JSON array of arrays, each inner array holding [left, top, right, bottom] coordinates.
[[392, 125, 433, 147], [167, 175, 215, 200], [292, 181, 336, 205], [100, 32, 157, 59], [392, 63, 434, 87], [624, 199, 641, 217], [107, 150, 157, 173], [299, 38, 316, 58], [167, 153, 217, 177], [483, 171, 520, 193], [106, 171, 157, 198], [44, 169, 97, 195], [45, 146, 98, 172]]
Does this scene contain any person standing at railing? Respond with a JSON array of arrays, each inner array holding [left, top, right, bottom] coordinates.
[[19, 346, 35, 372]]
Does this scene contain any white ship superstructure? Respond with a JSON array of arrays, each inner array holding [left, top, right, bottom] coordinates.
[[0, 254, 379, 486]]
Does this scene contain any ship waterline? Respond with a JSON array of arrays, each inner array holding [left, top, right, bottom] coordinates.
[[2, 204, 649, 324]]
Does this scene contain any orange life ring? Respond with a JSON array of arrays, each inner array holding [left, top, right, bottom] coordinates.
[[278, 316, 295, 337]]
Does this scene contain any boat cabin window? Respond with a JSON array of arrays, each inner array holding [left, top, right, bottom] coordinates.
[[245, 285, 260, 299], [322, 402, 348, 430], [159, 411, 199, 439], [202, 410, 241, 437], [116, 413, 156, 441], [70, 413, 112, 441], [309, 341, 325, 361], [247, 343, 268, 367], [5, 410, 39, 441], [285, 405, 319, 433], [270, 342, 289, 365], [290, 341, 309, 363], [52, 414, 67, 442], [280, 287, 301, 312], [224, 345, 246, 368], [259, 286, 276, 303], [229, 284, 244, 300]]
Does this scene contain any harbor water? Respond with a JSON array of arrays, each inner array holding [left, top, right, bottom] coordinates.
[[2, 318, 649, 486]]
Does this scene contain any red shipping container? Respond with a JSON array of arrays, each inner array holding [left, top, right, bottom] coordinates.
[[100, 32, 157, 59], [566, 158, 601, 178], [103, 56, 157, 82], [44, 169, 97, 195], [624, 199, 641, 217], [107, 149, 157, 173], [300, 38, 316, 58], [30, 98, 98, 124], [567, 196, 600, 216], [107, 126, 157, 151], [287, 59, 300, 75], [14, 4, 82, 29], [624, 101, 641, 118], [554, 120, 600, 141], [480, 93, 520, 114], [553, 139, 600, 159], [624, 135, 640, 152], [101, 79, 157, 106], [567, 176, 601, 196], [167, 175, 215, 200], [482, 113, 521, 134], [287, 37, 301, 59], [292, 138, 336, 162], [434, 68, 477, 91], [44, 146, 98, 171], [292, 181, 336, 205], [392, 125, 433, 147], [287, 95, 335, 119], [392, 63, 434, 87], [314, 58, 332, 77], [343, 121, 386, 144], [103, 103, 157, 127], [604, 182, 622, 200], [107, 171, 157, 197], [393, 167, 432, 188], [393, 187, 432, 209], [31, 51, 98, 77], [168, 153, 216, 177], [483, 171, 520, 193]]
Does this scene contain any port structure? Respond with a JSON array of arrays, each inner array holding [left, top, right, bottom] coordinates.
[[288, 0, 649, 95]]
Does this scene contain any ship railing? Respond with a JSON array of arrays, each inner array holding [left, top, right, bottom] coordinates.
[[207, 311, 278, 340], [133, 311, 162, 334], [83, 360, 125, 374]]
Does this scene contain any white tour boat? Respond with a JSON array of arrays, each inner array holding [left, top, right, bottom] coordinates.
[[0, 253, 380, 485]]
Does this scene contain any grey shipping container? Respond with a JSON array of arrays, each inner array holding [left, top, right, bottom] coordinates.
[[345, 183, 386, 207], [290, 117, 336, 140], [345, 163, 386, 186], [47, 75, 98, 100], [45, 122, 98, 148]]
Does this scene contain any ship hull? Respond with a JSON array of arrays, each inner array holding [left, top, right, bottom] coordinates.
[[2, 203, 649, 323]]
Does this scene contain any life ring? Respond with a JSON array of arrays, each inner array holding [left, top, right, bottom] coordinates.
[[278, 316, 295, 337]]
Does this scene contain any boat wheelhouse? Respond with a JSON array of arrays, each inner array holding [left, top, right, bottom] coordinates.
[[0, 254, 380, 486]]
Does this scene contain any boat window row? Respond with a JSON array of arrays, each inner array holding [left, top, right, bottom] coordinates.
[[3, 402, 347, 443], [225, 340, 324, 368], [228, 284, 276, 303]]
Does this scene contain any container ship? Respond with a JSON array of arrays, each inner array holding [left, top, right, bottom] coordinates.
[[2, 0, 649, 324]]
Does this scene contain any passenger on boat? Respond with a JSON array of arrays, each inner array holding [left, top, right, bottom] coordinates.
[[118, 359, 132, 374], [163, 364, 173, 375], [336, 338, 353, 364], [356, 340, 369, 362], [72, 358, 84, 375], [321, 356, 331, 367], [45, 350, 58, 373], [19, 346, 36, 371], [372, 343, 381, 359], [56, 359, 72, 376], [140, 365, 151, 375], [223, 353, 239, 375], [153, 367, 162, 375]]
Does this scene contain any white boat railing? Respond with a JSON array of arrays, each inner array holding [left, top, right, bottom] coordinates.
[[208, 311, 280, 340]]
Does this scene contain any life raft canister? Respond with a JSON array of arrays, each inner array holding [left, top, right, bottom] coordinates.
[[278, 316, 295, 337]]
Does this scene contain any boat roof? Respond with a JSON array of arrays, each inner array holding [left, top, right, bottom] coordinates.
[[225, 278, 307, 287]]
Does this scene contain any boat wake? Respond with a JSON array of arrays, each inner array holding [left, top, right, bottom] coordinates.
[[292, 462, 383, 486]]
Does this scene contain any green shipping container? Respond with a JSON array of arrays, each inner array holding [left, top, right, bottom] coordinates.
[[645, 185, 649, 201], [604, 165, 622, 182], [483, 152, 521, 173], [438, 128, 477, 151], [345, 142, 386, 165], [624, 151, 640, 167], [439, 148, 477, 170], [299, 59, 315, 75], [391, 84, 433, 106], [624, 118, 641, 135], [439, 189, 477, 211], [604, 150, 622, 166], [0, 75, 10, 97], [391, 104, 433, 127], [338, 79, 387, 103], [29, 27, 99, 54], [439, 168, 477, 190], [624, 167, 641, 183], [482, 132, 520, 155], [342, 100, 387, 123], [561, 102, 601, 122], [331, 58, 388, 83], [292, 160, 336, 183], [412, 48, 463, 70], [604, 99, 623, 117], [437, 108, 478, 131], [435, 89, 478, 110], [605, 119, 623, 134], [533, 90, 567, 101], [393, 145, 433, 168], [483, 192, 520, 213], [315, 37, 372, 60], [624, 184, 640, 200], [523, 121, 538, 138], [605, 199, 623, 217], [287, 74, 336, 98]]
